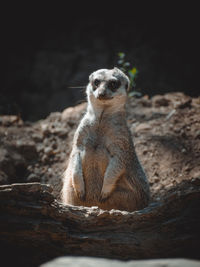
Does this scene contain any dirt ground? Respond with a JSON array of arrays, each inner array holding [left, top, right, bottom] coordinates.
[[0, 92, 200, 203]]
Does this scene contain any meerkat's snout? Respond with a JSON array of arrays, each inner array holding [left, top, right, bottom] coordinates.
[[97, 88, 108, 100], [96, 83, 114, 101]]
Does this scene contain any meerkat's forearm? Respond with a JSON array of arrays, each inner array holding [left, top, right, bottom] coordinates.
[[71, 152, 85, 200], [100, 156, 124, 201]]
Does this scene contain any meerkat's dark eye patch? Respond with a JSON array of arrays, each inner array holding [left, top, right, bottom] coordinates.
[[108, 80, 121, 92], [93, 79, 101, 87]]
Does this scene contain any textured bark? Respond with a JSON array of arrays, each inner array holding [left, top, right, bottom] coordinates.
[[0, 183, 200, 266]]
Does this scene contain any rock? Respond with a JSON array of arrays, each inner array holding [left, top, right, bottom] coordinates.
[[0, 148, 26, 181], [0, 170, 8, 185], [138, 97, 152, 107], [41, 154, 48, 163], [40, 257, 200, 267], [15, 140, 38, 161], [32, 133, 43, 142], [177, 98, 192, 109], [40, 120, 68, 137], [152, 95, 171, 107], [0, 149, 16, 177], [195, 130, 200, 139], [0, 115, 23, 126], [134, 123, 151, 133], [61, 103, 86, 122], [191, 177, 200, 186], [41, 123, 51, 136], [26, 173, 40, 182], [44, 147, 54, 156], [0, 145, 32, 183]]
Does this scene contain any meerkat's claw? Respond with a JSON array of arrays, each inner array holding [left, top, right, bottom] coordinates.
[[100, 183, 114, 202], [99, 190, 111, 202], [99, 194, 109, 203], [75, 189, 85, 201]]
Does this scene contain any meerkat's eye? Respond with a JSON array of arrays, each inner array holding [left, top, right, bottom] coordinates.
[[108, 80, 121, 92], [93, 79, 101, 87]]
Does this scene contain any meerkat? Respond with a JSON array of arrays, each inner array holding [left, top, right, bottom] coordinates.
[[62, 67, 149, 212]]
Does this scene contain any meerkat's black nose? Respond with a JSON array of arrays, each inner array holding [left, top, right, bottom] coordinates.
[[97, 90, 107, 99]]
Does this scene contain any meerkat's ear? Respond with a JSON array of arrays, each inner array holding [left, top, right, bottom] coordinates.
[[114, 67, 130, 92], [89, 73, 94, 82], [114, 67, 121, 72]]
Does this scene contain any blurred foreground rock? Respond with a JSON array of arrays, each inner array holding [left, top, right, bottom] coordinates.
[[41, 257, 200, 267]]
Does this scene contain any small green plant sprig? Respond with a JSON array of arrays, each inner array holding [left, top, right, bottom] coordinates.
[[117, 52, 141, 97]]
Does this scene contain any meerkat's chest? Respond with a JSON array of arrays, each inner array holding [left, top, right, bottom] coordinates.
[[84, 129, 107, 152], [81, 127, 110, 177], [80, 122, 118, 160]]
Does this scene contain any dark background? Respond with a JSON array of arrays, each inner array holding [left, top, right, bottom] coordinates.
[[1, 3, 199, 121]]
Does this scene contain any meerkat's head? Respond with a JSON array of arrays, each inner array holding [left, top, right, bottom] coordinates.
[[86, 68, 130, 108]]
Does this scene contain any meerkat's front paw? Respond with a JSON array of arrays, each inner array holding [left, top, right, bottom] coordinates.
[[99, 184, 113, 202], [99, 193, 110, 202], [72, 171, 85, 201]]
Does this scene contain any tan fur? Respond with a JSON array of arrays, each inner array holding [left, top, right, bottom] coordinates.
[[62, 68, 149, 211]]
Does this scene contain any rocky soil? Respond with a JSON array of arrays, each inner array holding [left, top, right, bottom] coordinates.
[[0, 92, 200, 203]]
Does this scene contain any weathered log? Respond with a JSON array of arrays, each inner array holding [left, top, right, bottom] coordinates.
[[0, 183, 200, 266]]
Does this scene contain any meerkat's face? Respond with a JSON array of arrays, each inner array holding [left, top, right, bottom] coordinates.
[[87, 68, 130, 106]]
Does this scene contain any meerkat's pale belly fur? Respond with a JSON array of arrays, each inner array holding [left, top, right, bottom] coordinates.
[[62, 111, 149, 212]]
